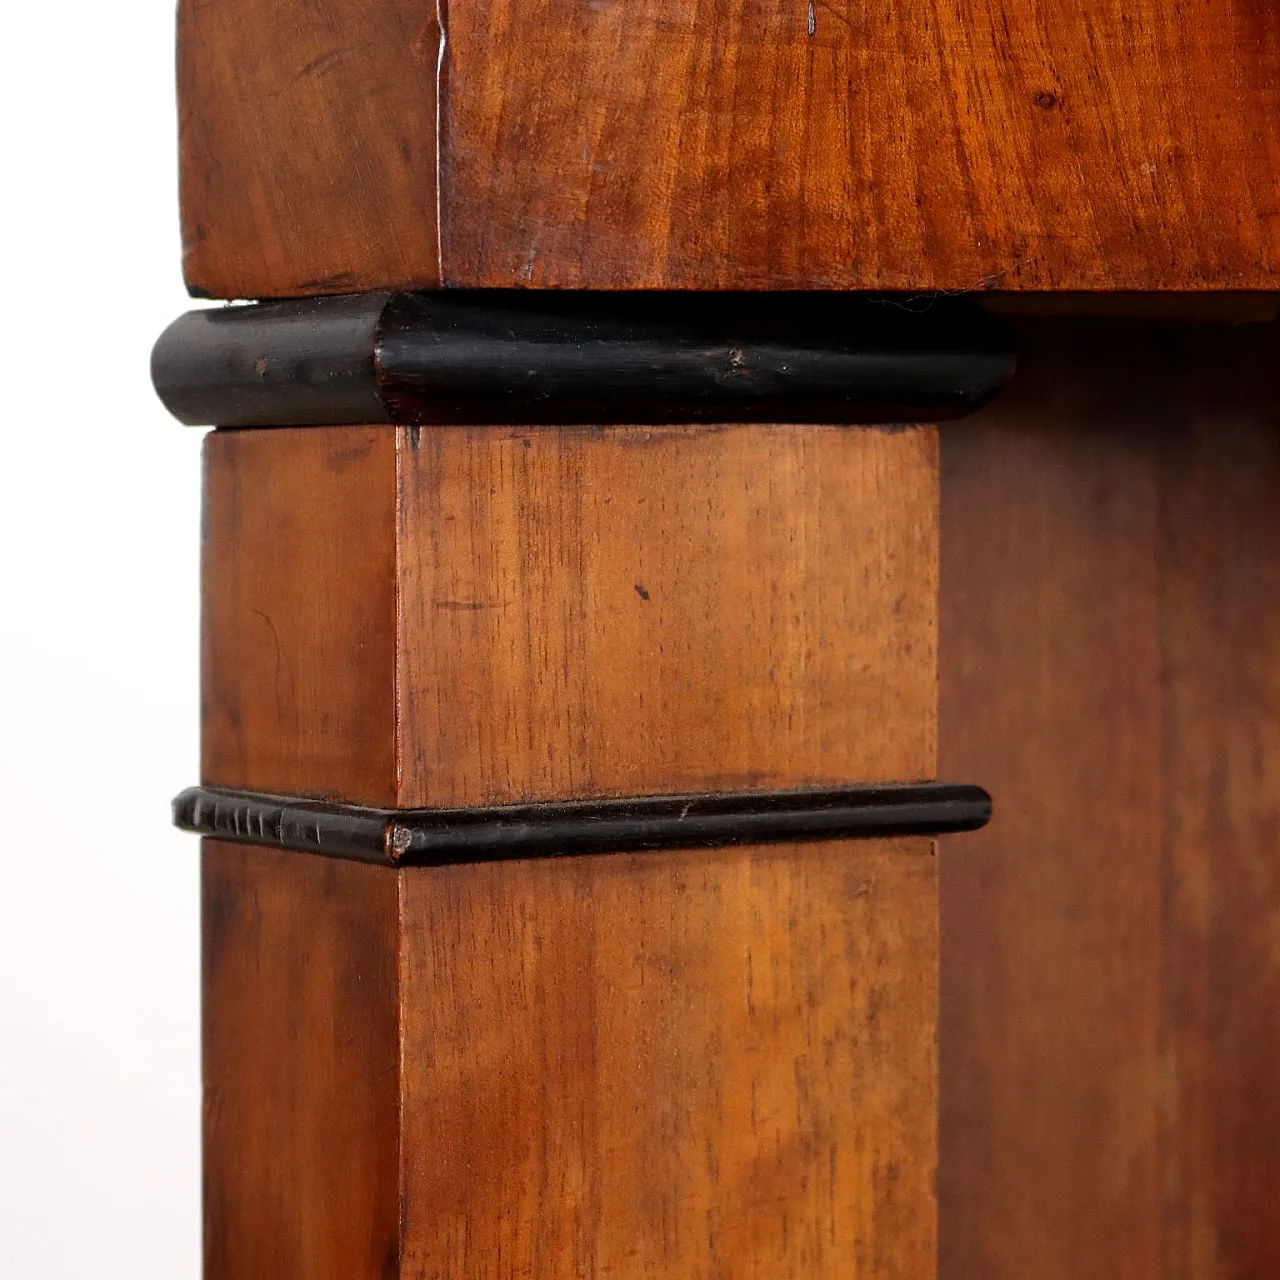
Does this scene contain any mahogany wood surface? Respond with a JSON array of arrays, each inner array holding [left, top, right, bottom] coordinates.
[[201, 427, 398, 804], [399, 839, 938, 1280], [178, 0, 439, 297], [202, 424, 938, 808], [180, 0, 1280, 297], [203, 843, 401, 1280], [395, 424, 937, 806], [200, 420, 943, 1279], [939, 318, 1280, 1280]]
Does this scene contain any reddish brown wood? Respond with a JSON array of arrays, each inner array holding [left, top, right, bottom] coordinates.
[[179, 0, 1280, 297], [200, 421, 944, 1279], [399, 839, 939, 1279], [939, 345, 1165, 1280], [178, 0, 441, 298], [203, 842, 401, 1280], [202, 424, 938, 809], [439, 0, 1280, 293], [395, 425, 938, 806], [939, 319, 1280, 1280], [1158, 374, 1280, 1280], [201, 427, 398, 804], [195, 332, 1280, 1280]]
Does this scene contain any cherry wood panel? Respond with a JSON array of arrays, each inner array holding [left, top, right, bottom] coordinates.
[[399, 839, 939, 1280], [940, 319, 1280, 1280], [179, 0, 1280, 297], [202, 842, 401, 1280], [395, 424, 938, 806], [201, 427, 399, 804]]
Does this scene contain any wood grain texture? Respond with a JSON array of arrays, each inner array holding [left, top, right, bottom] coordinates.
[[201, 427, 398, 804], [939, 319, 1280, 1280], [395, 424, 938, 806], [202, 431, 405, 1280], [178, 0, 441, 298], [399, 839, 939, 1280], [179, 0, 1280, 296], [203, 424, 937, 808], [439, 0, 1280, 292], [200, 419, 943, 1279], [202, 842, 401, 1280]]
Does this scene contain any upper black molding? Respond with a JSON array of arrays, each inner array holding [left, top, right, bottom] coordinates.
[[152, 291, 1016, 427], [173, 782, 993, 867]]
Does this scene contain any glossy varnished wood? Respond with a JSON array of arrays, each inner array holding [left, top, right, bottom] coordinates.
[[179, 0, 1280, 297], [939, 319, 1280, 1280], [396, 424, 937, 805], [399, 839, 939, 1279]]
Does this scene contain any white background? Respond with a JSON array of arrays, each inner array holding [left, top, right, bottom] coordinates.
[[1, 2, 204, 1274]]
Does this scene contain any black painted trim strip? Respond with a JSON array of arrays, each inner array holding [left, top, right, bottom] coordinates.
[[173, 783, 992, 866], [152, 290, 1016, 427]]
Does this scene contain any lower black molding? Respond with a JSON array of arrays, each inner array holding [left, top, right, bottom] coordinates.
[[152, 290, 1016, 428], [173, 782, 992, 866]]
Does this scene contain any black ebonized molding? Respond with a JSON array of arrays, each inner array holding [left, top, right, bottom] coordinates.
[[153, 293, 392, 428], [173, 783, 993, 866], [152, 291, 1016, 427]]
